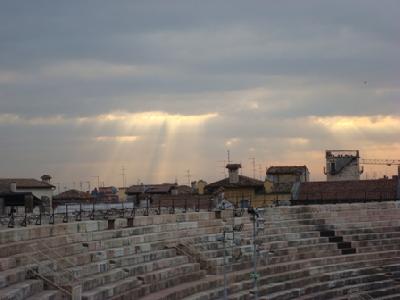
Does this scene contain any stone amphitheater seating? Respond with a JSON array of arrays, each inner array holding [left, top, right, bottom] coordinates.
[[1, 202, 400, 299]]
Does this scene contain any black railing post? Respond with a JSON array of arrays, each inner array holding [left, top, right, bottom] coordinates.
[[144, 197, 149, 216], [21, 206, 27, 227], [131, 205, 136, 218], [8, 207, 15, 228], [170, 198, 175, 214], [208, 198, 212, 211], [90, 200, 95, 220], [196, 196, 200, 212], [36, 210, 42, 225], [184, 198, 187, 213], [63, 204, 68, 223], [75, 203, 82, 221], [157, 198, 161, 215], [49, 207, 55, 225]]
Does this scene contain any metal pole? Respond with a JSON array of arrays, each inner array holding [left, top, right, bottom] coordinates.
[[252, 215, 258, 300], [223, 231, 228, 300]]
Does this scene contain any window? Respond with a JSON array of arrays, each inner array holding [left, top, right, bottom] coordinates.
[[330, 162, 336, 174]]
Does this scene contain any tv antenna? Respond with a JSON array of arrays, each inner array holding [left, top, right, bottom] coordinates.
[[121, 166, 127, 188], [185, 169, 191, 186], [249, 157, 256, 178]]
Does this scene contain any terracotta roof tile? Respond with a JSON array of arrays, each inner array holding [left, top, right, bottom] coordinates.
[[53, 189, 92, 201], [296, 178, 398, 201], [267, 166, 308, 175], [205, 175, 264, 192], [0, 178, 54, 194], [126, 183, 177, 194]]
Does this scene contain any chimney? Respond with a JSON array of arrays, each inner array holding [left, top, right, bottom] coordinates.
[[226, 163, 241, 184], [10, 182, 17, 192], [41, 174, 52, 184]]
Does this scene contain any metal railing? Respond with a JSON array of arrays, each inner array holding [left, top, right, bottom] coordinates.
[[1, 197, 216, 228]]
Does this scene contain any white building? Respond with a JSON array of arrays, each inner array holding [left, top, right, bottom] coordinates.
[[0, 175, 55, 214]]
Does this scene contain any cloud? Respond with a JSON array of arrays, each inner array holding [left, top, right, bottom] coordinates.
[[94, 135, 140, 143], [0, 111, 218, 127], [311, 115, 400, 135], [0, 1, 399, 185]]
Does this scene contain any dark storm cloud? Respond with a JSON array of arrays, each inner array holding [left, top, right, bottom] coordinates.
[[0, 0, 399, 183]]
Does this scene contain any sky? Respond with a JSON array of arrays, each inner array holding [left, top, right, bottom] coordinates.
[[0, 0, 399, 190]]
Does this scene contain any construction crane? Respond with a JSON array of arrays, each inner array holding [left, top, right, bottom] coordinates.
[[360, 159, 400, 166]]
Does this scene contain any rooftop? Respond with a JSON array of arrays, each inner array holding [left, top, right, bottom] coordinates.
[[296, 177, 399, 201], [0, 178, 55, 194], [53, 189, 92, 201], [205, 175, 264, 191], [126, 183, 177, 195], [267, 165, 308, 175]]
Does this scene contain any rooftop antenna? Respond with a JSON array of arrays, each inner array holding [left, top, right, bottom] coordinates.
[[227, 150, 231, 164], [217, 160, 228, 178], [92, 176, 100, 189], [258, 164, 263, 180], [55, 182, 61, 194], [249, 157, 256, 178], [79, 181, 83, 191], [121, 166, 127, 188], [185, 169, 191, 186], [85, 181, 91, 192]]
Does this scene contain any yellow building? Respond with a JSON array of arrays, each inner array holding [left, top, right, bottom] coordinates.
[[252, 166, 310, 207], [205, 164, 265, 208]]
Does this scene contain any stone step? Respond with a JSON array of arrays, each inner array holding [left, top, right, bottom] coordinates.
[[82, 276, 141, 300], [344, 232, 400, 242], [0, 266, 28, 289], [110, 248, 177, 268], [0, 221, 106, 245], [137, 263, 200, 284], [378, 293, 400, 300], [221, 254, 400, 300], [329, 236, 344, 243], [341, 248, 357, 255], [0, 258, 16, 272], [125, 270, 207, 299], [270, 243, 338, 256], [259, 273, 389, 300], [287, 237, 329, 247], [81, 268, 129, 292], [25, 290, 63, 300], [228, 263, 390, 300], [365, 284, 400, 299], [353, 237, 400, 247], [63, 248, 177, 279], [357, 244, 400, 254], [140, 275, 222, 300], [123, 255, 189, 277], [0, 279, 43, 300], [200, 245, 253, 259], [297, 278, 395, 300], [336, 226, 400, 236], [256, 231, 321, 244]]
